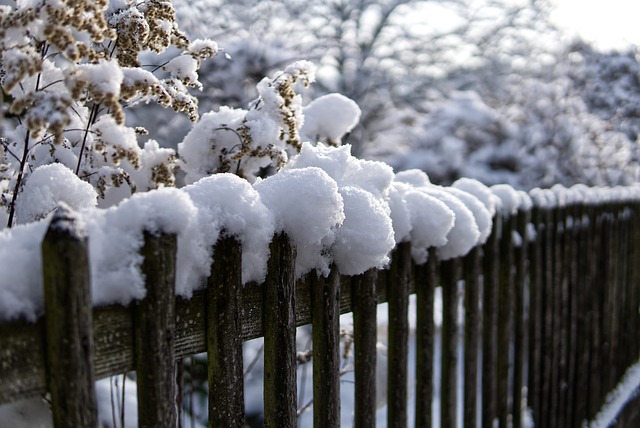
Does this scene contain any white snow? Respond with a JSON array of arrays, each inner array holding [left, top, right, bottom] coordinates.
[[0, 219, 49, 322], [452, 177, 498, 216], [87, 188, 198, 306], [300, 93, 361, 145], [491, 183, 521, 216], [254, 167, 344, 278], [182, 173, 274, 286], [15, 163, 98, 224], [286, 143, 395, 275], [587, 358, 640, 428]]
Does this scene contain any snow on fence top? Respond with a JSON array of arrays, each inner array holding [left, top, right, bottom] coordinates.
[[1, 141, 640, 323]]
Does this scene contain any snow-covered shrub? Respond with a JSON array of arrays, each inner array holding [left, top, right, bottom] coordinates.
[[178, 61, 316, 183], [0, 0, 218, 227]]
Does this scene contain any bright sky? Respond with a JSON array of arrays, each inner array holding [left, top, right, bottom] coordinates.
[[550, 0, 640, 50]]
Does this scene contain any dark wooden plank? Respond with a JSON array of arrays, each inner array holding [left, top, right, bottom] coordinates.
[[134, 231, 178, 428], [415, 248, 437, 428], [0, 260, 400, 405], [312, 268, 341, 427], [0, 319, 46, 403], [573, 205, 591, 427], [388, 242, 411, 428], [441, 258, 460, 428], [497, 214, 515, 428], [513, 209, 530, 428], [541, 208, 554, 428], [588, 206, 605, 419], [352, 268, 378, 428], [482, 214, 500, 428], [527, 207, 543, 422], [463, 247, 481, 428], [263, 233, 297, 427], [42, 206, 97, 427], [207, 236, 245, 427]]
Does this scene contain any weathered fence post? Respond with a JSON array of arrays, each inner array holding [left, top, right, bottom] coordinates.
[[463, 246, 481, 428], [207, 236, 245, 427], [497, 214, 515, 428], [573, 204, 591, 427], [441, 257, 460, 428], [482, 213, 501, 428], [134, 230, 178, 428], [415, 248, 438, 428], [352, 268, 378, 428], [587, 203, 603, 420], [42, 204, 97, 428], [541, 206, 554, 428], [513, 208, 530, 428], [263, 233, 297, 427], [388, 241, 412, 428], [312, 267, 341, 427], [528, 206, 543, 422]]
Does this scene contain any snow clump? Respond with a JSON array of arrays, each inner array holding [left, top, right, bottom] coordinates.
[[285, 142, 395, 275], [300, 93, 362, 146], [254, 167, 345, 278], [395, 170, 481, 261], [182, 174, 275, 287], [15, 163, 98, 224]]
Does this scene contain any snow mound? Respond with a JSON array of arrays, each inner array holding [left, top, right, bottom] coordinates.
[[15, 163, 97, 224]]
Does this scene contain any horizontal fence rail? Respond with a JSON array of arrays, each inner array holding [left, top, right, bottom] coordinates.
[[1, 200, 640, 427]]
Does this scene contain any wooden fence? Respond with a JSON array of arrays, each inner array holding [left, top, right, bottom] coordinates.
[[1, 199, 640, 427]]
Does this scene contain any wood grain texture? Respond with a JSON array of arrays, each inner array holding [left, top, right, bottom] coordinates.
[[263, 233, 297, 427], [42, 207, 97, 428], [134, 232, 177, 428]]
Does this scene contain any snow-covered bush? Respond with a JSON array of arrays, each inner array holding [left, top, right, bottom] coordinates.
[[0, 0, 218, 227]]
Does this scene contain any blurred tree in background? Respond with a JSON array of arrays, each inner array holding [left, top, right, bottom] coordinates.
[[129, 0, 640, 188]]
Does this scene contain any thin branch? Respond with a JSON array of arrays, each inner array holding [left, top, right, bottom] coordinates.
[[243, 343, 265, 378], [37, 79, 64, 92], [75, 102, 100, 175]]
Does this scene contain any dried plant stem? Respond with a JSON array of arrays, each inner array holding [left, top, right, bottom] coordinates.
[[75, 103, 100, 175], [7, 129, 31, 228]]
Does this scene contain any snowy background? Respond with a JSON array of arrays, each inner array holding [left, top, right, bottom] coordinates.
[[1, 0, 640, 426]]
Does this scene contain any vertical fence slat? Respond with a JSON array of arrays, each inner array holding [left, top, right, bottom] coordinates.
[[42, 206, 97, 428], [388, 241, 411, 428], [482, 214, 501, 428], [528, 207, 543, 422], [352, 268, 378, 428], [441, 258, 460, 428], [463, 246, 481, 428], [312, 267, 341, 427], [497, 214, 515, 428], [549, 206, 563, 428], [541, 207, 554, 428], [264, 233, 297, 427], [557, 207, 570, 428], [134, 231, 178, 428], [573, 206, 590, 427], [513, 208, 530, 428], [415, 248, 438, 428], [587, 205, 604, 420], [207, 236, 245, 427]]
